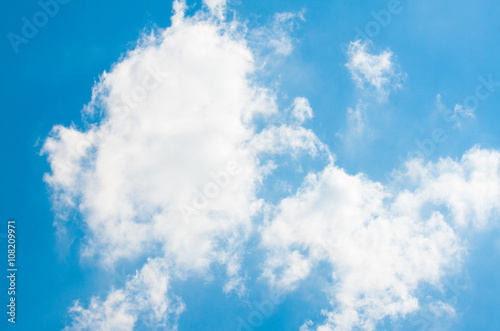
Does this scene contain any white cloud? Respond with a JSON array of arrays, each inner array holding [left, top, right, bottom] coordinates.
[[250, 10, 306, 56], [202, 0, 228, 20], [42, 1, 322, 328], [401, 146, 500, 229], [339, 40, 403, 142], [262, 165, 462, 330], [291, 97, 314, 124], [65, 258, 184, 331], [250, 125, 329, 159], [428, 300, 456, 318], [436, 94, 475, 129], [346, 40, 403, 98], [345, 107, 364, 135], [262, 147, 500, 330], [45, 10, 264, 273], [336, 103, 367, 142]]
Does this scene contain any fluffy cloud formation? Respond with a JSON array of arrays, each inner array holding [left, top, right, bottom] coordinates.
[[42, 0, 322, 328], [44, 5, 261, 273], [262, 147, 500, 330], [43, 0, 313, 270], [402, 147, 500, 228]]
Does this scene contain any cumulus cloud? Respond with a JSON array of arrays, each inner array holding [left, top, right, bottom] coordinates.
[[42, 0, 319, 270], [42, 0, 323, 328], [261, 147, 500, 330], [401, 147, 500, 229], [45, 6, 262, 273]]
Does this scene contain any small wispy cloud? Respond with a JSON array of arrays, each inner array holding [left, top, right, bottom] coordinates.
[[290, 97, 314, 124], [336, 103, 368, 143], [338, 40, 404, 142], [346, 40, 404, 99], [65, 258, 184, 331], [249, 9, 306, 57], [436, 93, 475, 129]]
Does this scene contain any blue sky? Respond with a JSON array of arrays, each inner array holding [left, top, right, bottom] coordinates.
[[2, 0, 500, 330]]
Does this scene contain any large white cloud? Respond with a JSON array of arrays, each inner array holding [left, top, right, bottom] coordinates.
[[43, 0, 312, 269], [42, 0, 324, 328], [262, 147, 500, 331]]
